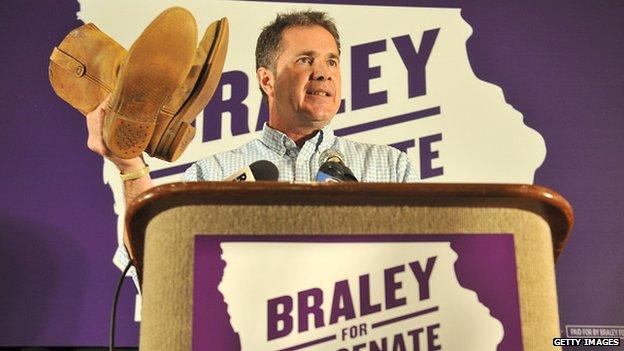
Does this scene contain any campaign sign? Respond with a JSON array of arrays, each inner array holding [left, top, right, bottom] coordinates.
[[192, 235, 522, 350]]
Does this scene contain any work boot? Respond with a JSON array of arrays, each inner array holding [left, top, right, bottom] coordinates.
[[147, 17, 229, 162], [49, 12, 228, 162], [103, 7, 198, 159], [48, 23, 126, 116]]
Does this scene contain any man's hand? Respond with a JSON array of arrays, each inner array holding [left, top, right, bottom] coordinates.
[[85, 95, 145, 172], [85, 96, 154, 257]]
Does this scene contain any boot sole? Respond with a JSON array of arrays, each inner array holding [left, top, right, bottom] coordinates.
[[104, 7, 197, 159], [152, 17, 229, 161]]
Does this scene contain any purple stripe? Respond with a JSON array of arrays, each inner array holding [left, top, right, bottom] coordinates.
[[334, 106, 441, 136], [277, 334, 337, 351], [231, 0, 461, 8], [150, 162, 193, 179], [389, 139, 416, 153], [371, 306, 439, 328]]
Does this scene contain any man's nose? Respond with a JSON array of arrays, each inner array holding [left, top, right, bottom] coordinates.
[[310, 62, 332, 81]]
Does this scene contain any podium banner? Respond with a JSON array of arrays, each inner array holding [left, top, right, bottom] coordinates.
[[193, 234, 522, 350]]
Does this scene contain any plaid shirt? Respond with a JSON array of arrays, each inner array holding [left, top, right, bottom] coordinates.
[[183, 123, 418, 182]]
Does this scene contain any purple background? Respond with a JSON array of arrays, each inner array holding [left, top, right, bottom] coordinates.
[[193, 234, 522, 350], [0, 0, 623, 347]]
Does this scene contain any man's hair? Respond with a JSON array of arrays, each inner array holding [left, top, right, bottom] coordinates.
[[255, 10, 341, 103]]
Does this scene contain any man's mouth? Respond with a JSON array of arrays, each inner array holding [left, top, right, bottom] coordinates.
[[306, 89, 331, 97]]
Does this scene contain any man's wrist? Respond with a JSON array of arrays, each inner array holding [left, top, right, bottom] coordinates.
[[120, 165, 150, 181], [114, 157, 147, 174]]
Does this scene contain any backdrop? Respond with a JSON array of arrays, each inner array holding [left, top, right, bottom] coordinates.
[[0, 0, 622, 348]]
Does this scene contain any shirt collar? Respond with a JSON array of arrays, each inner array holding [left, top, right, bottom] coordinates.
[[261, 123, 336, 155]]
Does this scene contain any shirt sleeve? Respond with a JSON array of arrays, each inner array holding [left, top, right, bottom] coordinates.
[[181, 157, 225, 181], [397, 151, 419, 182], [113, 245, 141, 294], [182, 162, 201, 181]]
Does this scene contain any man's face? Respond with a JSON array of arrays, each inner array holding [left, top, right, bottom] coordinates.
[[265, 25, 342, 130]]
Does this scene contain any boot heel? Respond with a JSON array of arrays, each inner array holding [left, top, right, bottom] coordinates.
[[166, 122, 196, 162]]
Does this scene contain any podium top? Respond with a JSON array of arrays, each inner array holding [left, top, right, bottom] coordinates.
[[125, 182, 573, 276]]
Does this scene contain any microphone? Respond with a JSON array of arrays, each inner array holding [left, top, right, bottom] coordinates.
[[224, 160, 279, 181], [316, 149, 358, 182]]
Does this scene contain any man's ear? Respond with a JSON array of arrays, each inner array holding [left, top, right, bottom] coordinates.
[[256, 67, 275, 98]]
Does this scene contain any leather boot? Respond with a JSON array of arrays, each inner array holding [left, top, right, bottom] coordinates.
[[147, 17, 229, 162], [49, 12, 228, 162], [103, 7, 198, 159], [49, 23, 126, 116]]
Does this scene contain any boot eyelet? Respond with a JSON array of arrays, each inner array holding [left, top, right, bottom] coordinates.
[[75, 66, 85, 77]]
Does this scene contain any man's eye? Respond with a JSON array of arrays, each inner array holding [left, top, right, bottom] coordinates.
[[328, 59, 338, 67], [298, 57, 312, 64]]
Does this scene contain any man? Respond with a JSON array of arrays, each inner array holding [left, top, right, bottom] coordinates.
[[86, 11, 418, 262]]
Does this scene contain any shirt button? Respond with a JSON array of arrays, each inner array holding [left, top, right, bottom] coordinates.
[[286, 149, 298, 158]]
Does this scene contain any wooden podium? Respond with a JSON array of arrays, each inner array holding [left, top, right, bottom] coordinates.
[[126, 182, 573, 351]]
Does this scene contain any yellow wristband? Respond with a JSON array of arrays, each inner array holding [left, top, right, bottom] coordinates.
[[120, 165, 150, 181]]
